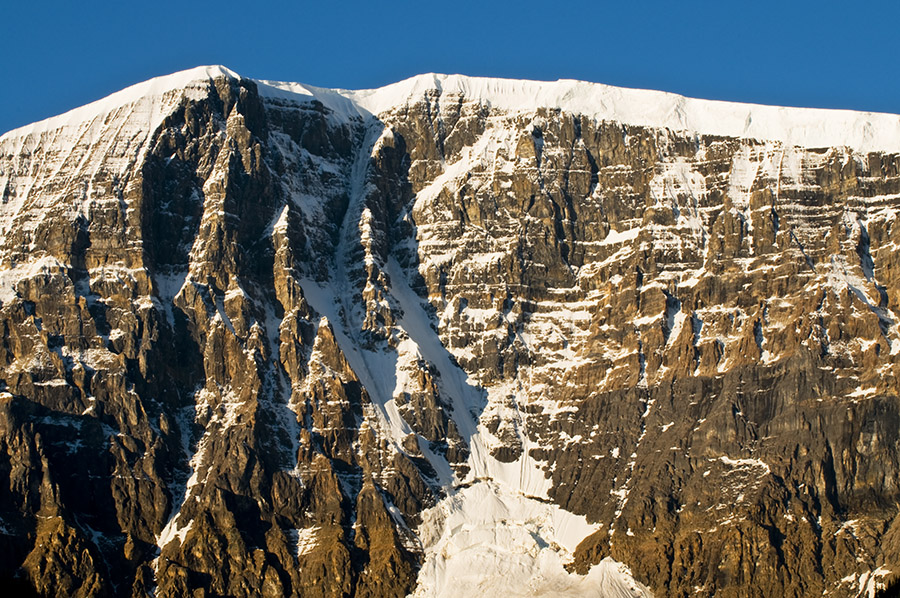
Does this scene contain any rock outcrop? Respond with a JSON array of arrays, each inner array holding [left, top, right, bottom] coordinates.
[[0, 66, 898, 597]]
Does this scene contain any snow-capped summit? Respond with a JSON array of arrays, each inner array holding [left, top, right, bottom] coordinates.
[[0, 65, 898, 598], [266, 71, 900, 151], [5, 65, 900, 152]]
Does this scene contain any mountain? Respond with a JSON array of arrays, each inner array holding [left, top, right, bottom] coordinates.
[[0, 65, 899, 598]]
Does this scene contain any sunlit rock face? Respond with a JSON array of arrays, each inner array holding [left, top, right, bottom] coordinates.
[[0, 66, 899, 598]]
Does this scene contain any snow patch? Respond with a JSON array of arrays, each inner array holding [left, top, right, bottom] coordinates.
[[0, 256, 66, 303], [292, 526, 320, 558], [411, 481, 652, 598], [718, 455, 771, 476], [601, 227, 640, 245]]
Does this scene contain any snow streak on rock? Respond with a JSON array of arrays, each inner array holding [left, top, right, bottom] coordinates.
[[1, 66, 900, 598]]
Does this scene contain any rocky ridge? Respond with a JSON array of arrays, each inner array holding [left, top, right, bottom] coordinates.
[[0, 66, 898, 597]]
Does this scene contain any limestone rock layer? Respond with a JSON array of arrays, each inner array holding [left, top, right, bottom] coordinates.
[[0, 67, 898, 597]]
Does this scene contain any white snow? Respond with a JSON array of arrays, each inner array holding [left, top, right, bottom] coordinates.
[[153, 270, 188, 327], [840, 567, 892, 598], [718, 455, 771, 476], [0, 66, 236, 142], [848, 386, 878, 398], [4, 64, 899, 155], [156, 516, 193, 550], [410, 481, 651, 598], [292, 526, 320, 557], [260, 72, 900, 153], [601, 227, 641, 246], [0, 255, 66, 303], [155, 387, 242, 555], [0, 66, 240, 252], [385, 258, 553, 498], [277, 112, 643, 593]]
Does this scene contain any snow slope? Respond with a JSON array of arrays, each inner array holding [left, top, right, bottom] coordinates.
[[0, 66, 238, 255], [410, 482, 652, 598], [0, 66, 238, 142], [4, 65, 899, 153], [260, 72, 900, 153]]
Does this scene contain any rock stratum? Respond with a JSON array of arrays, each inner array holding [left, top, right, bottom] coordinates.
[[0, 66, 899, 597]]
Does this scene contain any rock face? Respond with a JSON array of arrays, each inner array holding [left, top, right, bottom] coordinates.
[[0, 65, 899, 597]]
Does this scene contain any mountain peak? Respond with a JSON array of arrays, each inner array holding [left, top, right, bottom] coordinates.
[[4, 65, 900, 153], [1, 61, 899, 598], [0, 65, 242, 142]]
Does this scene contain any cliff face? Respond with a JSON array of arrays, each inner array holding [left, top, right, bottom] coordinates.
[[0, 66, 898, 597]]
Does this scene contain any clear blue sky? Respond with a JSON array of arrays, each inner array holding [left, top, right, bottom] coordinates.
[[2, 0, 899, 135]]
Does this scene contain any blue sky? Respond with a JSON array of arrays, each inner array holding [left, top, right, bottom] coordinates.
[[1, 0, 898, 135]]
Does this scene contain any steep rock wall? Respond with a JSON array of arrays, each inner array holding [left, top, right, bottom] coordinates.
[[0, 68, 897, 597]]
